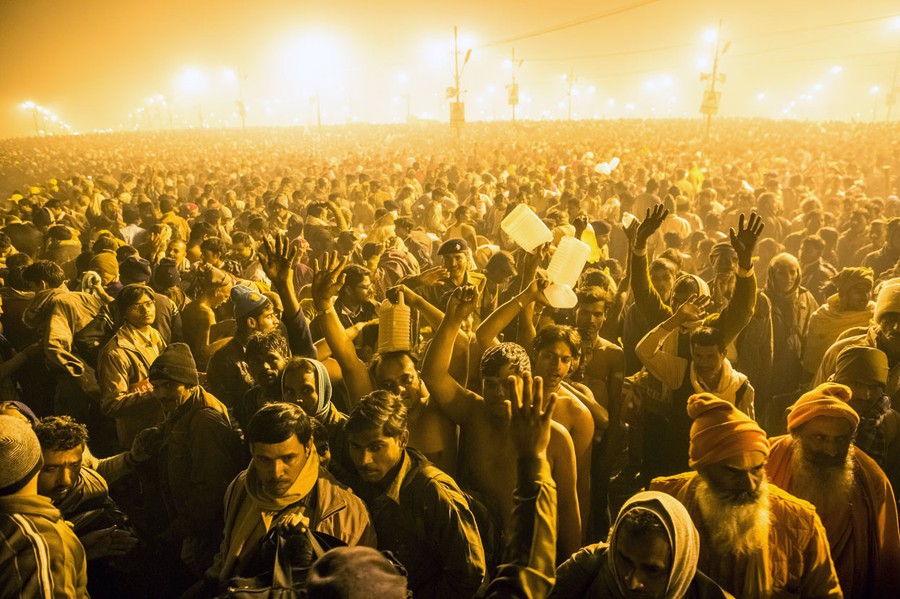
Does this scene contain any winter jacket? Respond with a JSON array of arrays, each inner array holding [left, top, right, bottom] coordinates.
[[0, 494, 88, 598]]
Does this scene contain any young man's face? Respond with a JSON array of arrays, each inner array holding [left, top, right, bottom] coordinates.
[[442, 253, 468, 281], [347, 425, 408, 484], [38, 444, 84, 502], [374, 354, 422, 409], [251, 435, 312, 497], [281, 365, 318, 416], [690, 343, 725, 382], [249, 350, 288, 392], [534, 340, 575, 391], [575, 301, 607, 340], [614, 526, 672, 599], [153, 380, 189, 410], [251, 304, 279, 335], [482, 363, 519, 418], [167, 241, 187, 263], [123, 295, 156, 328]]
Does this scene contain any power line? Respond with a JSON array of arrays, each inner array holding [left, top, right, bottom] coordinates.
[[480, 0, 663, 47]]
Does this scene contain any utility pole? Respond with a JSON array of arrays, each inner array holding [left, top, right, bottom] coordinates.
[[887, 49, 899, 122], [566, 66, 575, 121], [700, 20, 729, 140], [508, 47, 520, 123], [448, 25, 471, 134]]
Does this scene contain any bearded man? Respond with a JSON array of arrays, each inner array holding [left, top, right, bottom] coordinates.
[[651, 393, 841, 598], [766, 383, 900, 598]]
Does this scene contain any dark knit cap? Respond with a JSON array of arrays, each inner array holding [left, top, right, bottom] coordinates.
[[0, 415, 43, 495], [120, 256, 153, 284], [152, 257, 182, 290], [307, 547, 407, 599], [148, 343, 199, 386]]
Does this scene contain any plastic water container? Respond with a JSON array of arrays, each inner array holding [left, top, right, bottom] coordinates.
[[544, 236, 591, 309], [501, 203, 553, 253], [377, 293, 412, 353]]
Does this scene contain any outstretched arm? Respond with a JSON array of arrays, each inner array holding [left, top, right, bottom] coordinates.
[[630, 205, 674, 327], [422, 285, 482, 425], [311, 251, 373, 404], [475, 278, 548, 349], [259, 233, 315, 358]]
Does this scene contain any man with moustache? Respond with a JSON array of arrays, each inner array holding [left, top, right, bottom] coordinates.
[[651, 393, 841, 598], [766, 383, 900, 598]]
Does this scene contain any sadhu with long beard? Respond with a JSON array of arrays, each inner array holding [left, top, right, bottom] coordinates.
[[766, 383, 900, 599], [651, 393, 842, 598]]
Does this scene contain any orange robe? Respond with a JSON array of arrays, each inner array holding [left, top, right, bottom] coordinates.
[[767, 435, 900, 599], [651, 471, 841, 598]]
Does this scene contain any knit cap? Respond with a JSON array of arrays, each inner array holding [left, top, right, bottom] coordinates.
[[120, 256, 153, 284], [0, 415, 43, 495], [307, 546, 407, 599], [231, 285, 270, 320], [148, 343, 199, 387], [89, 251, 119, 282]]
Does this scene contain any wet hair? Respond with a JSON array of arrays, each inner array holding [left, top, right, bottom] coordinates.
[[341, 264, 369, 290], [246, 402, 312, 446], [344, 390, 408, 438], [34, 415, 89, 452], [368, 350, 417, 383], [480, 342, 532, 378], [200, 237, 228, 257], [650, 257, 678, 276], [690, 326, 726, 353], [615, 508, 668, 543], [533, 325, 582, 357], [576, 285, 613, 307], [245, 331, 290, 362], [22, 260, 66, 288]]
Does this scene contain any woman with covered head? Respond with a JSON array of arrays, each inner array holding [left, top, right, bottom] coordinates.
[[765, 252, 818, 400], [551, 490, 729, 598]]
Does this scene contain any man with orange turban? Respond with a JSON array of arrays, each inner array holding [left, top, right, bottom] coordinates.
[[766, 383, 900, 598], [651, 393, 841, 598]]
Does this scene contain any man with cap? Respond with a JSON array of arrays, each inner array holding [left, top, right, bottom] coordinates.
[[0, 415, 88, 596], [206, 285, 279, 410], [815, 277, 900, 387], [418, 237, 486, 314], [829, 345, 900, 506], [148, 343, 246, 576], [650, 393, 841, 598], [89, 249, 121, 293], [120, 254, 182, 344], [766, 382, 900, 598], [862, 216, 900, 280]]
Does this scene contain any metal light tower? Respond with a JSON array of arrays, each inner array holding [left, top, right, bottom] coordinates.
[[447, 26, 471, 132], [700, 20, 729, 140], [506, 47, 523, 122]]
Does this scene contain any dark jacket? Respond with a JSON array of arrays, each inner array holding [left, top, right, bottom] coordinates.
[[350, 448, 486, 599], [158, 386, 247, 570]]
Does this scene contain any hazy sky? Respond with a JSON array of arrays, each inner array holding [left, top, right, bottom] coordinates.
[[1, 0, 898, 137]]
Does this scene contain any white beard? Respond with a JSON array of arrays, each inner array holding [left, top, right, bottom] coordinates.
[[696, 477, 771, 557], [790, 442, 855, 516]]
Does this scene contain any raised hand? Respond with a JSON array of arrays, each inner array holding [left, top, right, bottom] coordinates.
[[674, 293, 712, 323], [311, 251, 348, 311], [258, 233, 299, 285], [415, 265, 449, 288], [730, 212, 765, 269], [522, 275, 550, 307], [634, 204, 669, 249], [507, 372, 557, 460], [446, 284, 478, 322]]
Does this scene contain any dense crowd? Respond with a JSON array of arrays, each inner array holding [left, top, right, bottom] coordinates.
[[0, 118, 899, 598]]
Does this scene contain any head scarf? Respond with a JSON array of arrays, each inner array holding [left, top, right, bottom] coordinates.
[[832, 345, 889, 387], [787, 383, 859, 434], [875, 278, 900, 321], [766, 252, 801, 298], [608, 491, 700, 599], [832, 267, 873, 297], [284, 358, 333, 422], [687, 392, 769, 469]]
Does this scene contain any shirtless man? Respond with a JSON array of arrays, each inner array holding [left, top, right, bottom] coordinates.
[[311, 252, 459, 475], [475, 279, 596, 529], [425, 284, 581, 561]]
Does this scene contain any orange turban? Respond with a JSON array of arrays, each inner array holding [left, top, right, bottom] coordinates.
[[786, 383, 859, 434], [687, 393, 769, 469]]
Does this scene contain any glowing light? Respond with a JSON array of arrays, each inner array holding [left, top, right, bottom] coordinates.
[[812, 83, 824, 91], [396, 71, 408, 85], [223, 68, 237, 83], [177, 67, 207, 94], [756, 92, 766, 101], [871, 85, 881, 94], [502, 59, 513, 69], [830, 65, 843, 74], [21, 101, 34, 109], [695, 56, 711, 70], [588, 85, 596, 94], [702, 28, 718, 43], [890, 16, 900, 30]]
